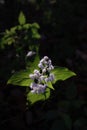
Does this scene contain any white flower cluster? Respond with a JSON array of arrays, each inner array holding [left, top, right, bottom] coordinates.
[[29, 56, 55, 94], [38, 56, 54, 73]]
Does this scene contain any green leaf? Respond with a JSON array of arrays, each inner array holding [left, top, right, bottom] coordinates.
[[23, 23, 31, 29], [31, 23, 41, 39], [26, 54, 40, 70], [47, 82, 54, 90], [32, 22, 40, 29], [10, 26, 17, 33], [8, 55, 40, 87], [27, 88, 50, 104], [17, 25, 22, 30], [18, 11, 26, 25], [7, 69, 32, 86], [52, 67, 76, 83], [31, 28, 41, 39]]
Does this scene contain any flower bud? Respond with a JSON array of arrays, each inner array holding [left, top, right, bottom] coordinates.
[[45, 78, 50, 82], [38, 63, 44, 69], [44, 56, 49, 60], [42, 68, 46, 73], [29, 74, 35, 80], [49, 74, 55, 81]]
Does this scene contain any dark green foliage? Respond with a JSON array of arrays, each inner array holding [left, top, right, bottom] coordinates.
[[0, 11, 40, 55]]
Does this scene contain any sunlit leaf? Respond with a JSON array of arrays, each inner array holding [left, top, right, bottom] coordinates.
[[8, 54, 40, 87], [47, 81, 54, 90], [52, 67, 76, 83], [27, 87, 50, 104], [7, 69, 32, 86]]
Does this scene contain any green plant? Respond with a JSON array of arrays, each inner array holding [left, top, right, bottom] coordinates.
[[7, 55, 76, 105], [0, 11, 40, 55], [0, 11, 41, 81]]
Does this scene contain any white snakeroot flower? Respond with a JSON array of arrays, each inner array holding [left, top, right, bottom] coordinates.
[[29, 74, 35, 80], [45, 74, 55, 82], [31, 89, 36, 93], [29, 56, 55, 94], [26, 51, 36, 57], [50, 65, 54, 70], [34, 69, 40, 76], [29, 70, 41, 80], [47, 65, 54, 72], [48, 60, 52, 65], [38, 63, 44, 69], [34, 69, 39, 74], [47, 67, 52, 72], [42, 68, 47, 73], [44, 56, 49, 60], [31, 84, 47, 94], [44, 61, 48, 65], [45, 77, 50, 82], [40, 59, 45, 64], [39, 75, 45, 82], [30, 82, 37, 89], [40, 56, 49, 65], [49, 73, 55, 81], [33, 73, 39, 79]]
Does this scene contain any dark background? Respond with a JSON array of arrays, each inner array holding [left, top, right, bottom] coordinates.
[[0, 0, 87, 129]]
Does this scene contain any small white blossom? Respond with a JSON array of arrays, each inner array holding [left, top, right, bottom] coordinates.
[[30, 82, 37, 89], [39, 75, 45, 82], [31, 89, 36, 93], [43, 56, 49, 60], [45, 77, 50, 82], [44, 61, 48, 65], [29, 70, 41, 80], [48, 60, 52, 65], [42, 68, 47, 73], [47, 65, 54, 72], [38, 63, 44, 69], [34, 69, 40, 76], [31, 84, 47, 94], [50, 65, 54, 70], [34, 69, 39, 73], [45, 74, 55, 82], [26, 51, 36, 57], [29, 74, 35, 80], [33, 73, 39, 79], [47, 67, 51, 72], [40, 59, 45, 64], [49, 73, 55, 81]]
